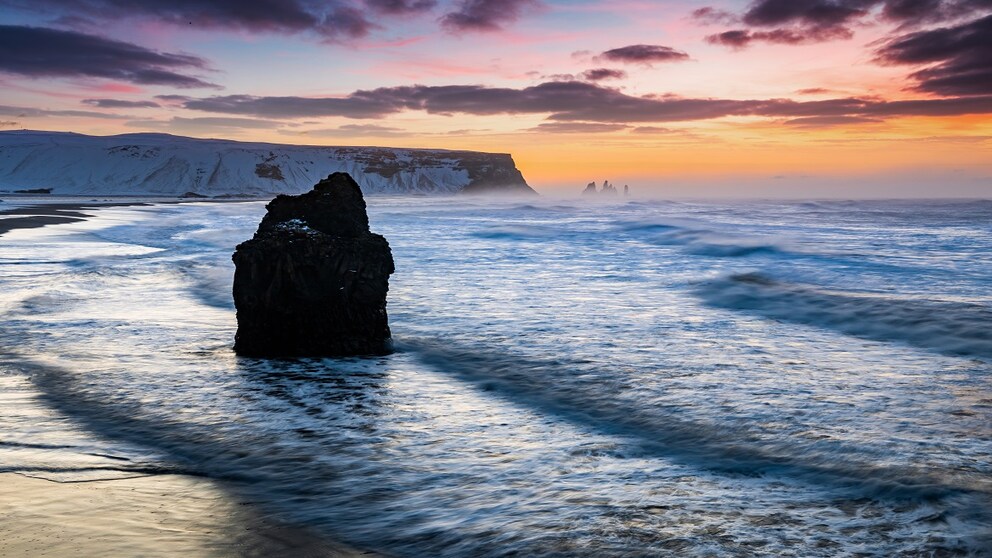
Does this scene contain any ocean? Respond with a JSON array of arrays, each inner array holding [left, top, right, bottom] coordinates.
[[1, 197, 990, 556]]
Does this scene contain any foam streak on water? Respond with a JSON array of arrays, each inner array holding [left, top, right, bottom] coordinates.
[[0, 198, 990, 556]]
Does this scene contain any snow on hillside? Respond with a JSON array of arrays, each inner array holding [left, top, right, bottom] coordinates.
[[0, 131, 535, 197]]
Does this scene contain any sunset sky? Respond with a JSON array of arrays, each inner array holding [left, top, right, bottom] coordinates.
[[1, 0, 990, 196]]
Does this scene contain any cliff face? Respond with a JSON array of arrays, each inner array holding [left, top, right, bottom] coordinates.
[[0, 130, 536, 196]]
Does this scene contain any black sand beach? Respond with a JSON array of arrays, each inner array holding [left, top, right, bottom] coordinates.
[[0, 202, 151, 236]]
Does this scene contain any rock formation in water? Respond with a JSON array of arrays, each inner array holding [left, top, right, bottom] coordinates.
[[232, 172, 395, 357], [624, 185, 629, 197], [582, 180, 625, 196]]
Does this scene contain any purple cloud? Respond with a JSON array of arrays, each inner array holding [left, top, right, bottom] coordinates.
[[706, 0, 992, 49], [82, 98, 161, 108], [706, 26, 852, 48], [440, 0, 540, 32], [741, 0, 873, 29], [599, 44, 690, 65], [690, 7, 738, 25], [581, 68, 627, 81], [875, 13, 992, 95], [0, 0, 387, 40], [365, 0, 436, 14], [0, 25, 218, 88], [0, 103, 132, 119]]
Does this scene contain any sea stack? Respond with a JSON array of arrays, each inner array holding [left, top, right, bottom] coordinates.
[[232, 172, 395, 357]]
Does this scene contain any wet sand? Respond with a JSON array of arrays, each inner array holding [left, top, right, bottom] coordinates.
[[0, 473, 374, 557], [0, 199, 263, 237], [0, 202, 151, 237]]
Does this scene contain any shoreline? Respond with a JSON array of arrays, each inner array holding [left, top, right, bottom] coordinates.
[[0, 472, 374, 557], [0, 201, 152, 237], [0, 198, 261, 237]]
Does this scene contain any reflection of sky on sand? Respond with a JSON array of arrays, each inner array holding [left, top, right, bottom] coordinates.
[[0, 198, 989, 556]]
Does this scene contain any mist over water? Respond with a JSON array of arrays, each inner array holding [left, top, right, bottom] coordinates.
[[1, 197, 990, 556]]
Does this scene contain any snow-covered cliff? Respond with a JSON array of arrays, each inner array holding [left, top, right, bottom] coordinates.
[[0, 131, 535, 196]]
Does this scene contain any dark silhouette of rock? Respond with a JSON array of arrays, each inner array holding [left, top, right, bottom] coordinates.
[[624, 185, 629, 197], [582, 180, 625, 196], [232, 172, 395, 357], [180, 191, 209, 199], [454, 152, 536, 195]]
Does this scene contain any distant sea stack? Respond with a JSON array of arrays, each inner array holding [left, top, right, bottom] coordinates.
[[232, 173, 394, 357], [581, 180, 623, 197], [0, 130, 535, 197]]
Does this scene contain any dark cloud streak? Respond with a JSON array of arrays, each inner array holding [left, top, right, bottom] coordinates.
[[690, 7, 738, 24], [82, 98, 161, 108], [581, 68, 627, 81], [365, 0, 436, 14], [0, 0, 384, 40], [0, 104, 132, 119], [875, 13, 992, 95], [440, 0, 539, 32], [706, 26, 852, 48], [741, 0, 874, 29], [598, 44, 690, 65], [0, 25, 217, 88], [704, 0, 992, 48]]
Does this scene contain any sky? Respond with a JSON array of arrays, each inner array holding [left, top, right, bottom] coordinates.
[[1, 0, 990, 196]]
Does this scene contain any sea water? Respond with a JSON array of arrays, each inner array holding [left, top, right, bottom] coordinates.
[[0, 197, 989, 556]]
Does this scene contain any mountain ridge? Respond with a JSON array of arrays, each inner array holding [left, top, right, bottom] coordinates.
[[0, 130, 536, 197]]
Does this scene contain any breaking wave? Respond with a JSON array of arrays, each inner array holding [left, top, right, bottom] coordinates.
[[696, 273, 992, 359], [471, 224, 565, 240], [618, 218, 790, 258]]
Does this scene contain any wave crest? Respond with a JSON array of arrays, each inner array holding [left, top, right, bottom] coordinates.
[[697, 273, 992, 359]]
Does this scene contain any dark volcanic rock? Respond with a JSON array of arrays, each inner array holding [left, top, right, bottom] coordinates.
[[456, 152, 535, 195], [232, 172, 395, 357]]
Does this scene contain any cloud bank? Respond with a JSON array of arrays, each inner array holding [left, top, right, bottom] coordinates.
[[703, 0, 992, 48], [180, 81, 992, 124]]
